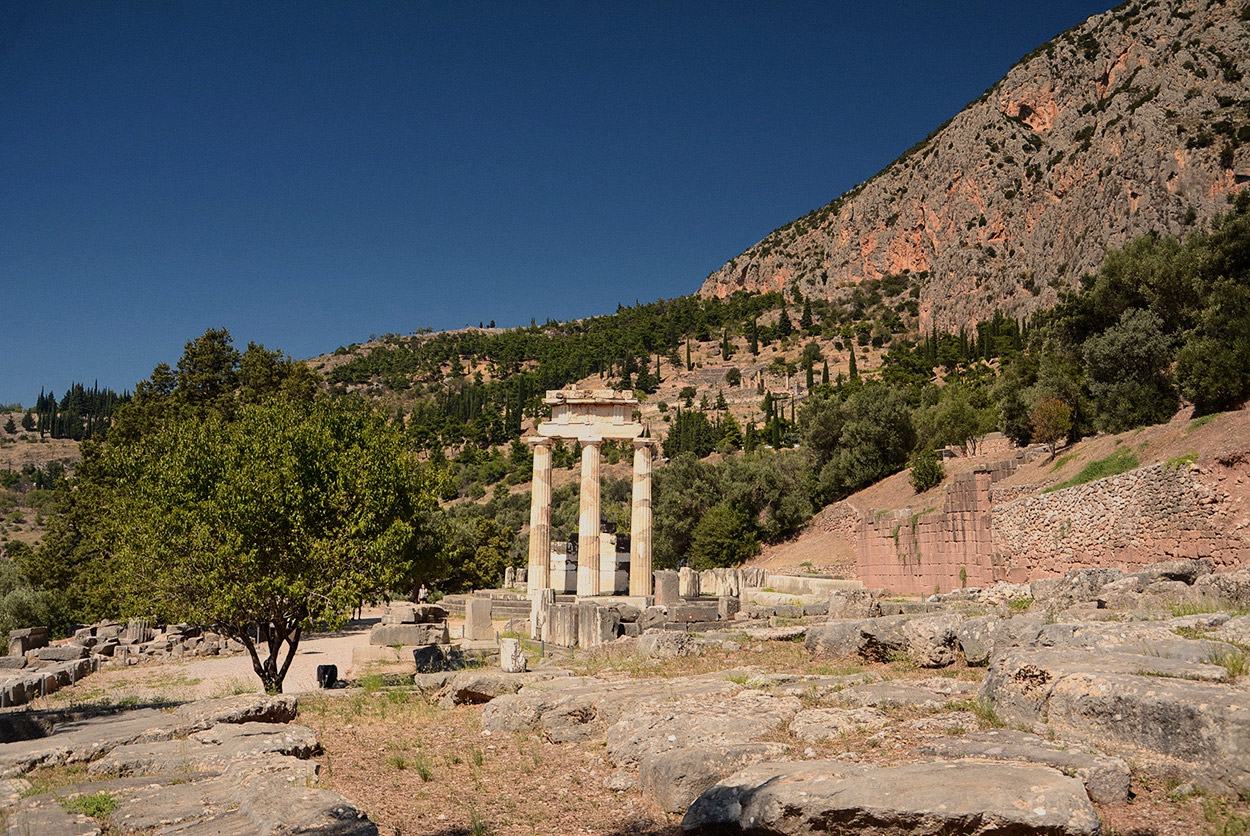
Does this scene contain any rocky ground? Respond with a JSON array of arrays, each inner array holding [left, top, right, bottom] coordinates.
[[3, 563, 1248, 835]]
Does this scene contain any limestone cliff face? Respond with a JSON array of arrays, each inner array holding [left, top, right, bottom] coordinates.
[[700, 0, 1250, 331]]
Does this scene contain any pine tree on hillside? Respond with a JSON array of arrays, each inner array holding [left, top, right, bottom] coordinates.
[[3, 416, 16, 435]]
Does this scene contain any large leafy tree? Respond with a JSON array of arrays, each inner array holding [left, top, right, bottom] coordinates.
[[107, 396, 438, 694]]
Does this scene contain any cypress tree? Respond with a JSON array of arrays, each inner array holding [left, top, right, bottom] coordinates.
[[848, 343, 859, 380], [821, 361, 830, 385], [777, 307, 793, 338]]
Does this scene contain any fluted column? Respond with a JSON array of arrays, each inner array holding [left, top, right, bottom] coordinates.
[[527, 438, 553, 592], [576, 439, 602, 597], [629, 439, 655, 597]]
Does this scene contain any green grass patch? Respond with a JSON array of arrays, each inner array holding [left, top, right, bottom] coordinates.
[[1170, 597, 1250, 618], [1188, 412, 1224, 432], [1049, 452, 1076, 472], [1008, 597, 1034, 612], [60, 791, 118, 818], [1044, 450, 1139, 493], [1165, 452, 1198, 470], [948, 698, 1006, 728]]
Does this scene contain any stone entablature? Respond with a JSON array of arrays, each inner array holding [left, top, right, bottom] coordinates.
[[538, 389, 643, 441]]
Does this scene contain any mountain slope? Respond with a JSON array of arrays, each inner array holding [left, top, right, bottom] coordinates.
[[700, 0, 1250, 331]]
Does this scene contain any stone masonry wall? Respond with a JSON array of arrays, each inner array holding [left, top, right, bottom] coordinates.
[[992, 462, 1250, 576], [856, 458, 1250, 595], [857, 467, 1007, 596]]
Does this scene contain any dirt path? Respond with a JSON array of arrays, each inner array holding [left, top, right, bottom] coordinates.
[[32, 608, 395, 705]]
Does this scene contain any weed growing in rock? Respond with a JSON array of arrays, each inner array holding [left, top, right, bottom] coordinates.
[[1207, 648, 1248, 681], [59, 790, 117, 818]]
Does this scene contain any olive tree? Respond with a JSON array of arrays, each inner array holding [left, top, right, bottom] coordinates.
[[109, 395, 438, 694]]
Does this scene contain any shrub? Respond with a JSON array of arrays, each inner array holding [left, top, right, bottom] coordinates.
[[909, 448, 945, 493]]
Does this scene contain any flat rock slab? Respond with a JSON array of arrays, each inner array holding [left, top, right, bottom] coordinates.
[[682, 760, 1100, 835], [87, 722, 320, 778], [835, 679, 974, 710], [1035, 621, 1237, 665], [481, 672, 741, 744], [639, 742, 789, 813], [744, 672, 880, 699], [7, 770, 376, 836], [789, 707, 889, 742], [436, 670, 570, 707], [0, 694, 298, 778], [606, 690, 802, 767], [982, 648, 1250, 795], [916, 729, 1131, 804]]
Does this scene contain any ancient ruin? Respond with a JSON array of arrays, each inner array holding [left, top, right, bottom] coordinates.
[[525, 389, 658, 598]]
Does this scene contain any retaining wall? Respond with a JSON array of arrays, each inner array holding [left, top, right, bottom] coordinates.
[[856, 458, 1250, 595]]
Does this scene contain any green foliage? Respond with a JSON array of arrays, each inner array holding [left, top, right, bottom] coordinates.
[[1045, 449, 1139, 493], [913, 381, 998, 455], [1165, 452, 1198, 471], [651, 451, 811, 570], [908, 447, 945, 493], [663, 409, 717, 458], [1030, 397, 1072, 458], [800, 383, 915, 505], [1081, 309, 1177, 432], [104, 395, 438, 694], [60, 791, 118, 818], [1042, 192, 1250, 420], [688, 504, 759, 571], [110, 329, 320, 443]]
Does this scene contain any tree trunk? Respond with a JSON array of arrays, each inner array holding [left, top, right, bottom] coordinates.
[[238, 619, 303, 695]]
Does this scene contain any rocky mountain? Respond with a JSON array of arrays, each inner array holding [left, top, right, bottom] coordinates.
[[700, 0, 1250, 331]]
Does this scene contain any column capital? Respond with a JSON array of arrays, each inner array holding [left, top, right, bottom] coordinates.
[[525, 436, 554, 448], [582, 437, 603, 448], [631, 436, 660, 449]]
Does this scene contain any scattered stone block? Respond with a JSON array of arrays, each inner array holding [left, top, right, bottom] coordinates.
[[678, 567, 701, 598], [543, 603, 578, 648], [500, 637, 526, 673], [638, 606, 667, 632], [367, 622, 449, 647], [903, 612, 966, 667], [653, 570, 679, 606], [413, 644, 447, 673], [465, 598, 494, 641], [577, 602, 619, 648], [635, 630, 694, 659], [668, 601, 720, 624]]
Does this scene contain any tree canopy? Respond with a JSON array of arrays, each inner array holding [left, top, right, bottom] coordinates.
[[108, 395, 438, 693]]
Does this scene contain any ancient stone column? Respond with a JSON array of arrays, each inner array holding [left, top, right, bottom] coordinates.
[[630, 439, 654, 597], [527, 439, 553, 592], [577, 440, 602, 597]]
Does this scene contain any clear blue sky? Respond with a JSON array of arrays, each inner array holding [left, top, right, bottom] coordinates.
[[0, 1, 1113, 406]]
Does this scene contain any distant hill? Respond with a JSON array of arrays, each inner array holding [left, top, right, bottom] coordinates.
[[701, 0, 1250, 332]]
